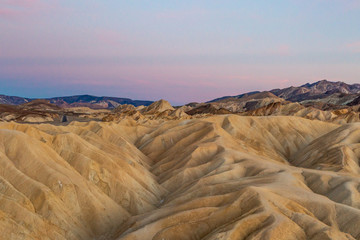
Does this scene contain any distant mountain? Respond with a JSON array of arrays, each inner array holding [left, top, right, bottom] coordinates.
[[270, 80, 360, 102], [0, 95, 31, 105], [0, 94, 153, 109], [208, 80, 360, 108], [207, 91, 260, 103]]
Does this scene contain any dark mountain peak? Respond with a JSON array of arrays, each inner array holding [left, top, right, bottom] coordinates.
[[207, 91, 260, 103], [19, 99, 61, 111], [301, 79, 330, 87], [270, 80, 360, 102], [0, 94, 31, 105], [301, 79, 359, 91], [0, 94, 153, 109], [208, 80, 360, 107]]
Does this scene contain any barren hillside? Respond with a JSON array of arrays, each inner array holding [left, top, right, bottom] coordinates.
[[1, 114, 360, 239]]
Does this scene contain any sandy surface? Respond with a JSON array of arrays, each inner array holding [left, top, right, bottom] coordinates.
[[0, 115, 360, 239]]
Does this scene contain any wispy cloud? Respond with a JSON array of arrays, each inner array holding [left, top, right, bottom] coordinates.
[[3, 0, 41, 7], [345, 41, 360, 53], [0, 7, 19, 18], [0, 0, 56, 19]]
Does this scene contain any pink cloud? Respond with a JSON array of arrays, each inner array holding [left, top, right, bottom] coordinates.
[[3, 0, 40, 7], [266, 44, 292, 57], [345, 41, 360, 53], [0, 8, 20, 18], [277, 45, 291, 56], [0, 0, 57, 19]]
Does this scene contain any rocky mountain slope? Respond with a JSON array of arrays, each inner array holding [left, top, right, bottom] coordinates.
[[208, 80, 360, 111], [271, 80, 360, 102], [48, 95, 153, 109], [0, 94, 31, 105]]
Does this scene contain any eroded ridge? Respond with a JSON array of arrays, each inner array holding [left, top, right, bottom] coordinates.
[[1, 115, 360, 239]]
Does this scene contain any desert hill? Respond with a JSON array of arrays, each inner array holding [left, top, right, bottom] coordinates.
[[1, 80, 360, 239], [103, 100, 190, 122], [1, 115, 360, 239], [0, 101, 60, 123], [140, 99, 175, 114], [242, 101, 360, 124], [0, 100, 111, 123]]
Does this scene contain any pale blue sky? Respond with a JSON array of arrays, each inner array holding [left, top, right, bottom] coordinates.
[[1, 0, 359, 104]]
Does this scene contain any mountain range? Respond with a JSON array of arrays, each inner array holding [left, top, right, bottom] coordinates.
[[209, 79, 360, 106], [2, 80, 359, 110], [0, 94, 153, 109], [1, 79, 360, 124]]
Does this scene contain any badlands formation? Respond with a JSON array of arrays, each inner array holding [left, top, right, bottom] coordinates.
[[1, 101, 360, 239], [1, 81, 360, 239]]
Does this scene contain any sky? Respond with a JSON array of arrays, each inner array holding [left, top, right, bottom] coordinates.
[[1, 0, 360, 104]]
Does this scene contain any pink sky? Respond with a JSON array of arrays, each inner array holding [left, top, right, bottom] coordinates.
[[0, 0, 359, 104]]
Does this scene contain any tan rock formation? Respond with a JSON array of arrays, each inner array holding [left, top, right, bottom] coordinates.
[[1, 115, 360, 239]]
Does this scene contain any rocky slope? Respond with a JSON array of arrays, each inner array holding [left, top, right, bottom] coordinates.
[[208, 80, 360, 112], [1, 115, 360, 239], [103, 100, 190, 122], [271, 80, 360, 102], [0, 100, 111, 123], [0, 95, 31, 105], [1, 80, 360, 239], [242, 101, 360, 124]]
